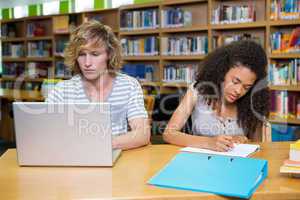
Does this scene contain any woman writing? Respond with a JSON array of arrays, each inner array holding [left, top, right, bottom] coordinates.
[[163, 40, 269, 151]]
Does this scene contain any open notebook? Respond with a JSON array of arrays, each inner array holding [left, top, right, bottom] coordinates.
[[181, 143, 260, 157]]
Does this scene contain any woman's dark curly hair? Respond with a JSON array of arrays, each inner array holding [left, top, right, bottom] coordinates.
[[194, 40, 269, 139]]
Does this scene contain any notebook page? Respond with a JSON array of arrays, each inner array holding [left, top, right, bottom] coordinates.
[[181, 143, 260, 157]]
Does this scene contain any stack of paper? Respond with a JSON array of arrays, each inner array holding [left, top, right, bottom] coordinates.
[[181, 143, 260, 157], [280, 140, 300, 176]]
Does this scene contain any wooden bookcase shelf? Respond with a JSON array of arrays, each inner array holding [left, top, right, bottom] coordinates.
[[161, 0, 208, 6], [140, 81, 161, 87], [119, 29, 160, 35], [26, 57, 53, 62], [269, 85, 300, 92], [2, 57, 26, 62], [0, 89, 44, 101], [161, 55, 206, 60], [211, 22, 267, 30], [26, 36, 53, 41], [1, 37, 26, 42], [269, 53, 300, 59], [119, 2, 160, 10], [269, 19, 300, 26], [123, 56, 160, 61], [269, 116, 300, 125], [161, 82, 189, 88], [161, 26, 208, 33], [0, 77, 46, 82]]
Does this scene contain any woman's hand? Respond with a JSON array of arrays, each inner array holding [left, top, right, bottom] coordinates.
[[207, 135, 234, 152], [232, 135, 248, 144]]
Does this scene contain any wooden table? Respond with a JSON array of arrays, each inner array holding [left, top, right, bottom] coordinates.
[[0, 143, 299, 200]]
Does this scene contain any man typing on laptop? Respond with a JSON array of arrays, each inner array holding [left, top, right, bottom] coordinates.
[[46, 20, 150, 150]]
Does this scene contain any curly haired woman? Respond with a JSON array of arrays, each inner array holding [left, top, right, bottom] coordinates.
[[163, 40, 269, 152], [46, 20, 150, 150]]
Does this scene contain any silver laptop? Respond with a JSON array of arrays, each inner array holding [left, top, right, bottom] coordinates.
[[13, 102, 122, 167]]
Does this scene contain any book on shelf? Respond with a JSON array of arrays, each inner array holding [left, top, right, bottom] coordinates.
[[23, 82, 41, 91], [27, 62, 52, 78], [161, 36, 208, 56], [161, 7, 192, 28], [1, 80, 15, 89], [271, 124, 300, 141], [121, 36, 159, 56], [163, 63, 197, 84], [271, 27, 300, 54], [2, 43, 25, 57], [27, 41, 52, 57], [53, 15, 69, 33], [270, 0, 300, 20], [1, 23, 17, 38], [212, 34, 263, 49], [268, 59, 300, 85], [270, 90, 300, 119], [0, 79, 41, 91], [55, 37, 69, 56], [84, 14, 104, 24], [211, 1, 256, 25], [122, 64, 154, 81], [55, 61, 72, 79], [27, 22, 47, 37], [2, 63, 25, 78], [120, 9, 159, 31]]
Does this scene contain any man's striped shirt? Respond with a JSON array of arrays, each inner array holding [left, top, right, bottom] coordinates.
[[46, 73, 148, 135]]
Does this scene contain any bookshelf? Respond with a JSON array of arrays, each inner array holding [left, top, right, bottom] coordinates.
[[267, 0, 300, 127], [0, 8, 119, 100], [0, 0, 299, 134]]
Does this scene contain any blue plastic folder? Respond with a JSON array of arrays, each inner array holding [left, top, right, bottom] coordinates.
[[148, 152, 268, 199]]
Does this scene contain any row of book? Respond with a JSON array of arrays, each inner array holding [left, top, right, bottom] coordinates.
[[271, 124, 300, 141], [211, 3, 256, 24], [2, 62, 51, 79], [270, 0, 300, 20], [27, 22, 48, 37], [161, 36, 208, 56], [0, 80, 41, 91], [2, 63, 25, 78], [161, 8, 192, 28], [2, 41, 53, 58], [27, 41, 52, 57], [1, 61, 73, 79], [2, 43, 25, 57], [268, 59, 300, 85], [163, 64, 197, 84], [55, 38, 69, 56], [271, 27, 300, 53], [122, 64, 155, 81], [1, 23, 18, 37], [53, 15, 78, 33], [270, 91, 300, 119], [55, 61, 72, 79], [27, 62, 51, 78], [212, 34, 263, 49], [120, 37, 159, 56], [120, 9, 159, 31]]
